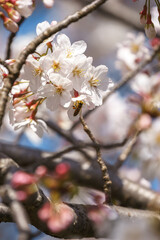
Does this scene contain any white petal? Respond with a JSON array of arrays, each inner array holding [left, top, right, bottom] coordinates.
[[72, 41, 87, 55]]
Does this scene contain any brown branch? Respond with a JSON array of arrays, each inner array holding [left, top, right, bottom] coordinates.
[[46, 120, 128, 150], [0, 202, 160, 238], [80, 116, 112, 204], [1, 142, 160, 212], [0, 156, 159, 237], [46, 120, 77, 144]]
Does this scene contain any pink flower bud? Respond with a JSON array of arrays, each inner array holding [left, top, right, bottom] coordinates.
[[11, 171, 35, 189], [137, 114, 152, 130], [139, 4, 147, 25], [55, 163, 70, 176], [38, 202, 51, 221], [4, 18, 18, 33], [35, 165, 47, 178], [47, 203, 74, 233], [16, 190, 28, 201], [9, 9, 21, 23]]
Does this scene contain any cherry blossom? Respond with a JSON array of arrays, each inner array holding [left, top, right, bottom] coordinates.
[[116, 33, 149, 75], [9, 20, 113, 136]]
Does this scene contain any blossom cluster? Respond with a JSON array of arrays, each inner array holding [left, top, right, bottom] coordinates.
[[116, 32, 150, 75], [0, 0, 54, 32], [116, 31, 160, 179], [8, 21, 112, 137], [11, 163, 75, 233]]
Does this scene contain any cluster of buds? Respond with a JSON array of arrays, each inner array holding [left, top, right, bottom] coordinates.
[[11, 162, 76, 233], [137, 0, 160, 38], [0, 0, 54, 32]]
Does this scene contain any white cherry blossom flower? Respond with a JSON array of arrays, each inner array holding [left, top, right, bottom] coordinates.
[[15, 0, 34, 18], [41, 49, 70, 76], [67, 54, 93, 91], [40, 73, 73, 111], [116, 33, 150, 75], [55, 34, 87, 58], [67, 94, 95, 121], [81, 65, 111, 106], [14, 118, 48, 138], [9, 100, 31, 126], [20, 55, 47, 92], [36, 21, 57, 54], [131, 72, 160, 95]]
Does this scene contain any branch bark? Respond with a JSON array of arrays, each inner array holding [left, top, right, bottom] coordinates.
[[0, 142, 160, 212]]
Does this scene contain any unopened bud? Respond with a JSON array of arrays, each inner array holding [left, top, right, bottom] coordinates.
[[145, 14, 156, 39], [4, 17, 18, 33]]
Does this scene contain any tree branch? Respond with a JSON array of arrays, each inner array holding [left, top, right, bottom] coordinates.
[[0, 142, 160, 212]]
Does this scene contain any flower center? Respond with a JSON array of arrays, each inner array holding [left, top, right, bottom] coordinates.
[[34, 67, 43, 76], [89, 77, 100, 87], [54, 84, 64, 94], [72, 66, 83, 77], [52, 61, 61, 72], [130, 43, 140, 54]]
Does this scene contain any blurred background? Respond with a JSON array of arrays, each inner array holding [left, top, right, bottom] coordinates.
[[0, 0, 157, 239]]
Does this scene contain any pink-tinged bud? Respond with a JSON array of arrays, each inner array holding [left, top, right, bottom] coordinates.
[[9, 9, 21, 23], [16, 190, 28, 201], [43, 0, 54, 8], [47, 203, 74, 233], [137, 114, 152, 130], [11, 171, 35, 189], [150, 38, 160, 48], [139, 4, 147, 25], [35, 165, 47, 177], [38, 202, 51, 221], [55, 163, 70, 176], [4, 17, 18, 33], [145, 14, 156, 39], [51, 20, 57, 26]]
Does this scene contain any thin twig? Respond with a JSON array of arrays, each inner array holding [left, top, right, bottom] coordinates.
[[80, 115, 112, 204], [115, 130, 140, 169], [45, 144, 93, 162]]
